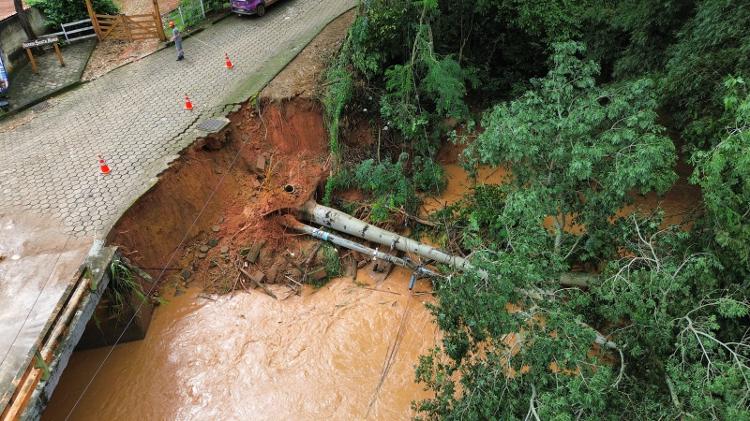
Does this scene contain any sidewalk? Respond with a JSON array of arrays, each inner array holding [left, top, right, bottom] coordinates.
[[0, 0, 355, 410], [4, 40, 96, 112]]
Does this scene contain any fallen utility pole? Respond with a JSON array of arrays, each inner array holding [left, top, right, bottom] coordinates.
[[281, 216, 439, 279], [290, 205, 617, 360], [300, 200, 476, 274]]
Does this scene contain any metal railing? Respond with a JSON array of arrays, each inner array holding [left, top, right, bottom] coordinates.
[[162, 0, 230, 32], [48, 18, 97, 43]]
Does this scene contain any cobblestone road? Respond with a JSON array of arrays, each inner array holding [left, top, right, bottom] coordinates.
[[0, 0, 354, 237]]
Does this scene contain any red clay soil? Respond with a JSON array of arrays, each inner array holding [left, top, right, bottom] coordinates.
[[108, 98, 329, 292]]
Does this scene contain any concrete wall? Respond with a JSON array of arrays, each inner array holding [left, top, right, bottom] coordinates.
[[0, 8, 49, 73]]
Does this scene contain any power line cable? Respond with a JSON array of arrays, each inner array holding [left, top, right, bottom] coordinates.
[[64, 117, 252, 420]]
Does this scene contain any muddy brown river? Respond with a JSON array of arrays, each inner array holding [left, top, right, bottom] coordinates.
[[44, 269, 437, 420]]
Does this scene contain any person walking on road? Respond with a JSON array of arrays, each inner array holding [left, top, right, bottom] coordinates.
[[170, 21, 184, 61]]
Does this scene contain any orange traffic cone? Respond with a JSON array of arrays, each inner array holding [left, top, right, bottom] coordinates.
[[98, 155, 111, 175], [225, 52, 234, 69], [184, 94, 193, 110]]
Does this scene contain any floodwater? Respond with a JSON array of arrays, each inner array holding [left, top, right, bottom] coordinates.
[[43, 268, 438, 420], [421, 163, 508, 214]]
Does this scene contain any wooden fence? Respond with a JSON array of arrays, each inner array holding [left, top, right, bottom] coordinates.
[[96, 14, 162, 41], [84, 0, 166, 42], [48, 18, 97, 43]]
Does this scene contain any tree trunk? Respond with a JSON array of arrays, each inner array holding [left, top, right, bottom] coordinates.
[[14, 0, 36, 40]]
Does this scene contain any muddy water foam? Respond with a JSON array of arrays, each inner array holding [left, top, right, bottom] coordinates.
[[44, 268, 437, 420]]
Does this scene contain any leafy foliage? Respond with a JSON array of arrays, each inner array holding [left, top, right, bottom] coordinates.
[[311, 243, 341, 288], [465, 42, 676, 260], [411, 155, 446, 194], [322, 58, 353, 164], [692, 77, 750, 273], [28, 0, 118, 27], [415, 245, 610, 419], [106, 259, 147, 321], [322, 2, 750, 419], [592, 219, 750, 419], [662, 0, 750, 148], [353, 154, 418, 222]]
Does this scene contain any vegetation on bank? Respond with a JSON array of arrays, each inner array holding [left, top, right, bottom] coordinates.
[[27, 0, 119, 27], [324, 0, 750, 419]]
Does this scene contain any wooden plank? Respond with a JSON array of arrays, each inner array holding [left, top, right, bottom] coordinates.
[[130, 33, 158, 39], [53, 43, 65, 67], [25, 48, 38, 74], [152, 0, 166, 41], [128, 29, 158, 36], [85, 0, 102, 40], [101, 16, 122, 39], [123, 16, 133, 41], [128, 19, 156, 30]]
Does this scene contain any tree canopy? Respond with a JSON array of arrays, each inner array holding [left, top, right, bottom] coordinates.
[[466, 42, 676, 259], [323, 1, 750, 418]]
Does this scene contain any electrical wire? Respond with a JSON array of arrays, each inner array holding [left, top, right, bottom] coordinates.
[[366, 291, 414, 418], [63, 106, 253, 421]]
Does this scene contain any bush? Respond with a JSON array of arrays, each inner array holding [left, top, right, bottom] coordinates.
[[353, 154, 419, 222], [412, 156, 446, 194], [310, 244, 341, 288], [322, 60, 353, 163], [28, 0, 119, 27]]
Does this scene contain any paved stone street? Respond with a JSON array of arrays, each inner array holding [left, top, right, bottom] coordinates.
[[0, 0, 354, 410], [0, 0, 354, 237]]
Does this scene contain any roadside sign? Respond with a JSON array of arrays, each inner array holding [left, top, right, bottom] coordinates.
[[0, 51, 8, 95], [22, 37, 60, 49]]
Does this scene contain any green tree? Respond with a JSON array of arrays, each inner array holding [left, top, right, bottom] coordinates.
[[662, 0, 750, 148], [27, 0, 118, 27], [465, 41, 677, 260], [416, 211, 750, 419], [592, 219, 750, 419], [692, 77, 750, 274]]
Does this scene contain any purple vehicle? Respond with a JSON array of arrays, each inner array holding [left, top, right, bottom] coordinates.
[[231, 0, 279, 17]]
